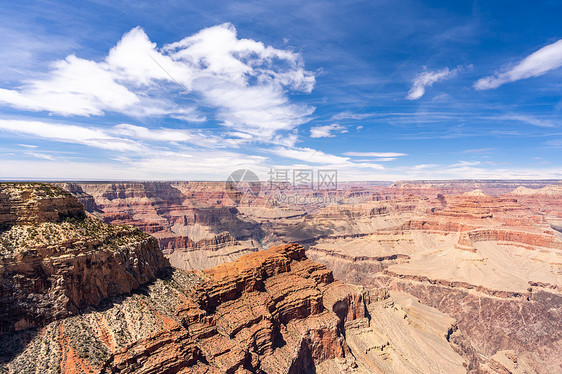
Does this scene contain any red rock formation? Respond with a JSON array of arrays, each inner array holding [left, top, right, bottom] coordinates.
[[0, 183, 169, 334], [0, 182, 84, 227], [1, 244, 380, 374]]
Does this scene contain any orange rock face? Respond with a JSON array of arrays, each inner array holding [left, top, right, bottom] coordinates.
[[1, 244, 376, 373]]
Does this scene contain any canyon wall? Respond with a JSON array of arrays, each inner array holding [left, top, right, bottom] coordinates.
[[0, 183, 169, 334], [53, 180, 562, 373], [0, 243, 466, 374]]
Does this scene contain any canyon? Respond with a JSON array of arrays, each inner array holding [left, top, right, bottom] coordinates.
[[0, 180, 560, 373], [0, 183, 466, 373]]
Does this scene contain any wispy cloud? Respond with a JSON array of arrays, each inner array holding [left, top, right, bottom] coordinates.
[[450, 160, 481, 167], [354, 158, 397, 162], [545, 138, 562, 148], [406, 67, 457, 100], [0, 119, 245, 152], [26, 152, 55, 161], [475, 39, 562, 90], [0, 119, 142, 152], [111, 124, 225, 147], [412, 164, 438, 169], [501, 114, 557, 128], [344, 151, 407, 157], [462, 148, 495, 154], [330, 111, 372, 120], [309, 123, 347, 138], [270, 146, 350, 164]]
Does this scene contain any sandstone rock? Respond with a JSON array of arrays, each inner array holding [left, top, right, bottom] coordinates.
[[0, 243, 466, 374], [0, 183, 169, 334], [0, 182, 84, 228]]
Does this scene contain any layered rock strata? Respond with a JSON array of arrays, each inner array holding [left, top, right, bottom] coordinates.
[[0, 183, 169, 334], [0, 243, 465, 374]]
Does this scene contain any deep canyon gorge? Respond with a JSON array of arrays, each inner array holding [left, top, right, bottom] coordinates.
[[0, 181, 560, 373]]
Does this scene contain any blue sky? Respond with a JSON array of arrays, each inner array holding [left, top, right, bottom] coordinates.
[[0, 0, 561, 181]]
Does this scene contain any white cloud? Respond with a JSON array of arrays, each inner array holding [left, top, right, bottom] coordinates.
[[406, 67, 456, 100], [270, 146, 350, 164], [267, 146, 387, 172], [160, 23, 316, 139], [0, 118, 241, 152], [0, 24, 315, 141], [462, 148, 495, 154], [475, 39, 562, 90], [26, 152, 55, 161], [111, 123, 224, 147], [0, 55, 139, 116], [353, 158, 396, 162], [310, 123, 346, 138], [330, 112, 372, 120], [501, 114, 556, 128], [106, 27, 192, 87], [449, 160, 481, 167], [344, 151, 407, 157], [0, 119, 142, 152], [412, 164, 438, 169]]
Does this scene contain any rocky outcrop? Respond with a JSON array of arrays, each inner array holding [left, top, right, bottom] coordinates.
[[0, 183, 169, 334], [0, 243, 465, 373], [0, 183, 84, 229], [50, 180, 562, 373]]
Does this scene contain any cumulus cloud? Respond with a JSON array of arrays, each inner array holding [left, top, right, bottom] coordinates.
[[0, 55, 140, 116], [0, 24, 315, 141], [406, 67, 456, 100], [475, 39, 562, 90], [309, 123, 347, 138]]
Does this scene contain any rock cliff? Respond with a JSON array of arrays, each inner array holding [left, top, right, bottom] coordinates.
[[0, 183, 169, 334], [0, 243, 465, 373], [57, 182, 264, 271]]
